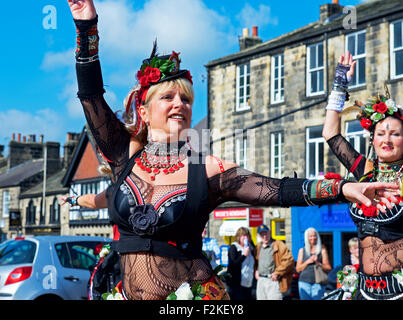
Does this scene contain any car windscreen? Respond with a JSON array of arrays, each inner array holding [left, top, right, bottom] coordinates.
[[0, 240, 37, 265]]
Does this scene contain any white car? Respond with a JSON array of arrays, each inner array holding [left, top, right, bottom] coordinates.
[[0, 235, 110, 300]]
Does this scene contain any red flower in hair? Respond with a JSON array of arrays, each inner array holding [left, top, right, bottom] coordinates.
[[144, 66, 161, 83], [373, 102, 388, 114], [324, 172, 342, 180], [184, 70, 193, 85], [360, 118, 372, 130], [137, 67, 161, 87]]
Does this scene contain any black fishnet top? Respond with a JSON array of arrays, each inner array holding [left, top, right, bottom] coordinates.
[[326, 133, 403, 278]]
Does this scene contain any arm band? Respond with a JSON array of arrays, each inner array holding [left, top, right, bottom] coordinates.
[[279, 178, 347, 207]]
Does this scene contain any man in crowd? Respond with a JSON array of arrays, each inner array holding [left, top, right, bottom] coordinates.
[[255, 224, 295, 300]]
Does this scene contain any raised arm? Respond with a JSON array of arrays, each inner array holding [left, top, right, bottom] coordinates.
[[322, 52, 366, 179], [67, 0, 131, 180]]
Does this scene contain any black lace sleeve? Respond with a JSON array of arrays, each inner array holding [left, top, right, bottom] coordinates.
[[207, 167, 347, 208], [326, 134, 366, 179], [74, 17, 130, 182]]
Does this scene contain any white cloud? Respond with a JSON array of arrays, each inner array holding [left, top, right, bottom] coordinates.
[[0, 108, 66, 144], [95, 0, 235, 66], [236, 3, 278, 29], [41, 48, 75, 70]]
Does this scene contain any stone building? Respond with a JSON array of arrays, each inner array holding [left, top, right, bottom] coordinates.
[[0, 133, 78, 239], [205, 0, 403, 266]]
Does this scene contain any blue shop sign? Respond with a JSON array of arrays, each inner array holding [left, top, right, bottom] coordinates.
[[321, 206, 355, 228]]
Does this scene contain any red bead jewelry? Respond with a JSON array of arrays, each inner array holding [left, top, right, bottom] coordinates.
[[135, 150, 186, 181]]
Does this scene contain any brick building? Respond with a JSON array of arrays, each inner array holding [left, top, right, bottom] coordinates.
[[206, 0, 403, 266]]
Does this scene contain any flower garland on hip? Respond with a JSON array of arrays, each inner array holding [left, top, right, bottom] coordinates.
[[336, 265, 359, 300]]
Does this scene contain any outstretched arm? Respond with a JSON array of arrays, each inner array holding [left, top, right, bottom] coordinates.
[[59, 190, 108, 209], [207, 159, 399, 212], [67, 0, 131, 180]]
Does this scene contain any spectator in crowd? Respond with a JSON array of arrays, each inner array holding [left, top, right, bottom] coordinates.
[[254, 224, 295, 300], [227, 227, 255, 300], [296, 227, 332, 300]]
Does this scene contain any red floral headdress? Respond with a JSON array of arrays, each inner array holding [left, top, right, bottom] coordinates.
[[345, 85, 403, 131], [125, 42, 193, 136]]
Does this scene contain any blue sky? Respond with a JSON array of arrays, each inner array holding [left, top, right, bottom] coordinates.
[[0, 0, 363, 155]]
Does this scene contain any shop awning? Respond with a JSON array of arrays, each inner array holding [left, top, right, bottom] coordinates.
[[219, 220, 248, 236]]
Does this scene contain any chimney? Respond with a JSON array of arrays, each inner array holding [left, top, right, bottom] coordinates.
[[239, 26, 262, 51], [63, 132, 80, 168], [12, 133, 15, 141], [40, 134, 44, 143], [320, 1, 343, 23], [17, 133, 21, 142]]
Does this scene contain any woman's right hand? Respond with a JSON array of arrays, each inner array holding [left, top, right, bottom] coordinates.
[[67, 0, 97, 20], [337, 50, 357, 83]]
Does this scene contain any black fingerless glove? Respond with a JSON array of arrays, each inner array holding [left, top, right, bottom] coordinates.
[[333, 63, 350, 91], [74, 15, 105, 99]]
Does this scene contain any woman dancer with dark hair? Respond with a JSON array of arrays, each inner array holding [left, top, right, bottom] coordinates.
[[67, 0, 398, 300], [323, 51, 403, 300]]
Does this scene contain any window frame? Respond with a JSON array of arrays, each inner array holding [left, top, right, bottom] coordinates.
[[236, 63, 251, 111], [235, 135, 249, 169], [390, 19, 403, 80], [345, 120, 367, 155], [306, 126, 325, 179], [270, 132, 284, 178], [346, 30, 366, 88], [2, 190, 10, 218], [306, 42, 325, 97], [271, 53, 285, 104]]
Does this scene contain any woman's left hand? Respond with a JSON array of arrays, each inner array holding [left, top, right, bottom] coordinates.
[[342, 182, 400, 212]]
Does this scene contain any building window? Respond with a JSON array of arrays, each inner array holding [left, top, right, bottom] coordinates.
[[235, 136, 249, 169], [345, 120, 367, 155], [26, 200, 36, 225], [81, 181, 99, 195], [270, 132, 284, 178], [271, 219, 286, 241], [271, 54, 284, 103], [40, 199, 45, 224], [236, 63, 250, 111], [346, 30, 366, 87], [307, 43, 324, 96], [50, 197, 60, 224], [306, 126, 325, 178], [2, 190, 10, 218], [391, 19, 403, 79]]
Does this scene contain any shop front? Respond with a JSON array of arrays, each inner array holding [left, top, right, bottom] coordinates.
[[213, 207, 264, 267], [291, 203, 356, 268]]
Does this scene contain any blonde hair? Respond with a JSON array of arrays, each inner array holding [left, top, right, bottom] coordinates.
[[122, 78, 194, 144], [304, 227, 322, 256], [235, 227, 250, 244], [348, 237, 359, 248]]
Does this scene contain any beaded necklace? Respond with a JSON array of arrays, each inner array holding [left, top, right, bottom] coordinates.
[[374, 159, 403, 184], [135, 141, 190, 181]]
